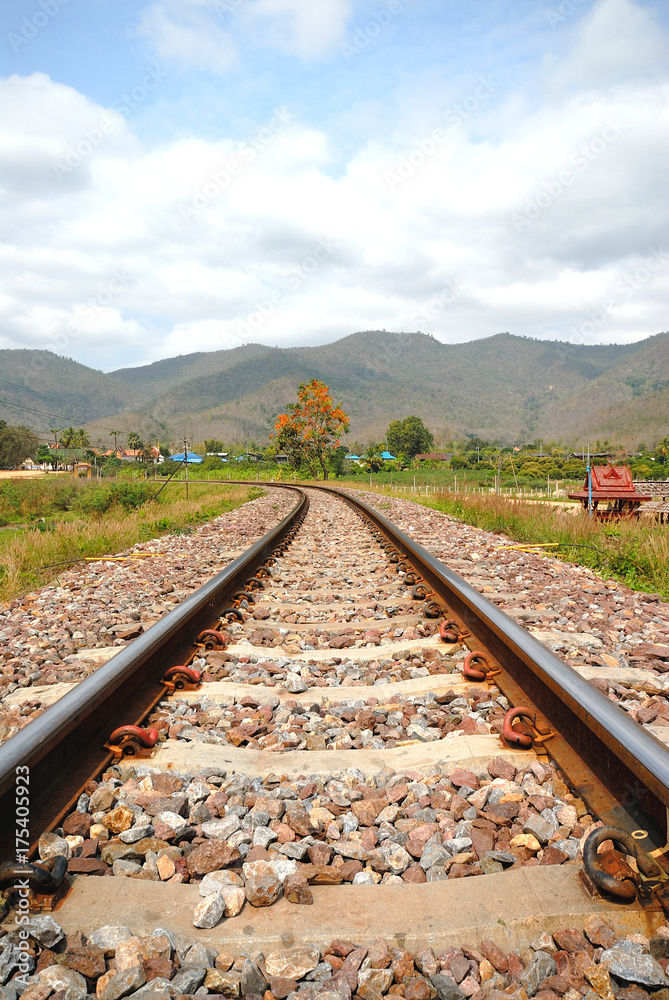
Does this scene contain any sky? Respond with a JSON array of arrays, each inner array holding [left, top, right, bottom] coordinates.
[[0, 0, 667, 371]]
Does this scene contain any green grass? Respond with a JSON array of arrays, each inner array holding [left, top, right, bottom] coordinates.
[[0, 480, 263, 603]]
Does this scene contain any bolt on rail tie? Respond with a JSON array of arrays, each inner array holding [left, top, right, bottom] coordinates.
[[103, 725, 159, 761], [462, 650, 500, 682], [502, 706, 554, 748], [162, 665, 202, 693], [582, 826, 665, 903], [0, 855, 68, 913], [439, 619, 471, 643]]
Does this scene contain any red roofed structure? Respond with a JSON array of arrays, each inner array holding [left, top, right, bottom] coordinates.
[[568, 464, 651, 519]]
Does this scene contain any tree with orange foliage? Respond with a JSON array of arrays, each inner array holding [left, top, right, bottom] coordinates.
[[273, 379, 349, 479]]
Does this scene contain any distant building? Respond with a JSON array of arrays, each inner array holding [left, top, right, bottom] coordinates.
[[415, 453, 453, 462], [568, 464, 651, 519]]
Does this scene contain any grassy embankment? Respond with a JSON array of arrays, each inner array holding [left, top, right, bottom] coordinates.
[[0, 477, 263, 602], [340, 482, 669, 601]]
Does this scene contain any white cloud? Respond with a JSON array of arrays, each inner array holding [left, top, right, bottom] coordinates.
[[1, 6, 669, 373], [136, 2, 238, 74], [237, 0, 353, 58], [553, 0, 668, 90], [136, 0, 352, 72]]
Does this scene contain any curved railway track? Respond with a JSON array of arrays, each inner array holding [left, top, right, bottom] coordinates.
[[2, 483, 669, 999]]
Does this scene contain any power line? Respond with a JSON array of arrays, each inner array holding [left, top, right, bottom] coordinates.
[[0, 396, 118, 435]]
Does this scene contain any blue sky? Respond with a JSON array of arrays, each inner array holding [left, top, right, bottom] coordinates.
[[0, 0, 667, 369]]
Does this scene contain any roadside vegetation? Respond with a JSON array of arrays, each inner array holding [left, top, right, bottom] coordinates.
[[0, 479, 262, 603]]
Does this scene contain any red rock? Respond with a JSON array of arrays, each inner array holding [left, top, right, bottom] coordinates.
[[393, 951, 415, 984], [65, 945, 106, 980], [449, 953, 470, 982], [308, 843, 333, 866], [583, 915, 617, 949], [449, 768, 479, 789], [152, 773, 185, 794], [339, 860, 363, 881], [67, 858, 109, 875], [616, 988, 650, 1000], [507, 952, 525, 979], [469, 827, 494, 858], [245, 872, 281, 906], [144, 957, 174, 981], [540, 847, 568, 866], [186, 841, 240, 875], [480, 942, 507, 974], [268, 976, 298, 998], [368, 940, 393, 969], [274, 822, 296, 843], [552, 929, 592, 955], [327, 940, 357, 958], [35, 950, 58, 973], [405, 976, 431, 999], [245, 846, 271, 863], [283, 873, 313, 904], [340, 948, 368, 990], [487, 757, 517, 781], [62, 812, 93, 838], [402, 864, 427, 884], [299, 864, 342, 885], [388, 783, 408, 804], [541, 976, 570, 995]]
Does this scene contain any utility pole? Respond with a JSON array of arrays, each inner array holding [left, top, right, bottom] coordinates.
[[495, 454, 502, 494], [184, 437, 189, 501]]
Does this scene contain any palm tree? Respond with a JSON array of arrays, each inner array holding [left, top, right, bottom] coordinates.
[[76, 428, 91, 448], [657, 438, 669, 467], [361, 443, 385, 473], [109, 429, 121, 451], [60, 426, 77, 448], [127, 431, 143, 451], [50, 427, 61, 447]]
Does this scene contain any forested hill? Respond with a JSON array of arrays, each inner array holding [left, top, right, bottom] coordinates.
[[1, 330, 667, 447]]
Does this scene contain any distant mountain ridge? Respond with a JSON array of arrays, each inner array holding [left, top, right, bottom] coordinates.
[[1, 330, 667, 448]]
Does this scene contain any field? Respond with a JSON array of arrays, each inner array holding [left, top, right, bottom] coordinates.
[[0, 477, 262, 603]]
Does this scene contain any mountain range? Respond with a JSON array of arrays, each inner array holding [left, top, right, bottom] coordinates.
[[1, 330, 668, 449]]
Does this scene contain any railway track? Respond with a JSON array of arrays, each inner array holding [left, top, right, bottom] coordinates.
[[2, 484, 669, 1000]]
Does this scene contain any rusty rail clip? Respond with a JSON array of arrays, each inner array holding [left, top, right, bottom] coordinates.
[[582, 826, 664, 902], [162, 665, 201, 692], [0, 855, 68, 912], [462, 650, 501, 682], [502, 706, 554, 748], [104, 725, 159, 760], [439, 620, 471, 643]]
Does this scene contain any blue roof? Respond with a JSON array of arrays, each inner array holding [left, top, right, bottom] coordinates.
[[345, 454, 360, 460], [381, 451, 396, 460], [169, 451, 202, 463]]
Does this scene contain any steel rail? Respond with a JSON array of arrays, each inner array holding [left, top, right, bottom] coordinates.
[[0, 485, 308, 863]]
